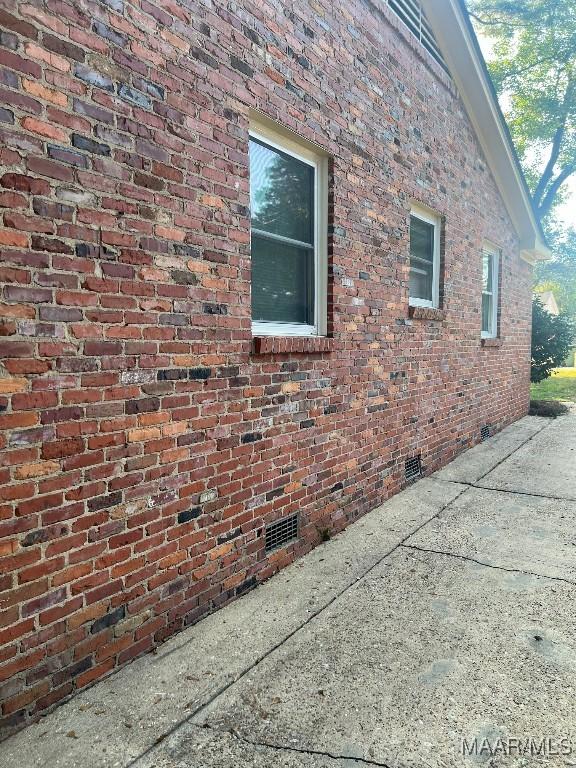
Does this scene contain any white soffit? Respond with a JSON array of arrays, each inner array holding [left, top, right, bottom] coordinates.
[[421, 0, 550, 262]]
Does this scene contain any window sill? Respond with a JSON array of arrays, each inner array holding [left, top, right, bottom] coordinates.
[[253, 336, 336, 355], [408, 306, 446, 321], [481, 337, 503, 348]]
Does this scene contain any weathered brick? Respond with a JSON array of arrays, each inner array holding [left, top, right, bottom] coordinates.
[[47, 144, 89, 168], [43, 34, 85, 63], [0, 9, 38, 40], [0, 0, 535, 737], [71, 134, 111, 156], [1, 173, 49, 195], [90, 604, 125, 634], [0, 107, 14, 124], [117, 84, 151, 109]]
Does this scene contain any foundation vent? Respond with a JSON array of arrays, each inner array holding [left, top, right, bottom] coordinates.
[[265, 513, 298, 553], [405, 455, 422, 482], [480, 425, 491, 441]]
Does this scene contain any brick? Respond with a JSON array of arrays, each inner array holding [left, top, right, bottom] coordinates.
[[31, 236, 73, 254], [0, 107, 14, 124], [15, 461, 60, 479], [0, 229, 28, 248], [117, 84, 151, 109], [0, 378, 27, 394], [71, 134, 111, 156], [90, 605, 125, 634], [0, 9, 39, 40], [41, 438, 83, 460], [0, 0, 535, 733], [0, 341, 34, 358], [22, 78, 67, 106], [47, 144, 89, 168], [92, 21, 126, 47], [1, 173, 50, 194], [22, 587, 67, 618], [24, 42, 70, 73], [0, 50, 41, 78], [21, 117, 67, 142], [43, 34, 85, 63], [74, 63, 115, 90]]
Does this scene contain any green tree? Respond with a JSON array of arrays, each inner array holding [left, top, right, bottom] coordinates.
[[534, 226, 576, 319], [531, 299, 574, 383], [468, 0, 576, 221]]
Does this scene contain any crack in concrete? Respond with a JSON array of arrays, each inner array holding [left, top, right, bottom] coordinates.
[[401, 543, 576, 589], [434, 418, 569, 500], [473, 418, 552, 482], [455, 481, 576, 503], [223, 725, 395, 768], [131, 418, 554, 768], [130, 486, 470, 767]]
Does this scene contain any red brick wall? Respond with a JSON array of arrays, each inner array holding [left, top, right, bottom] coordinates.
[[0, 0, 533, 737]]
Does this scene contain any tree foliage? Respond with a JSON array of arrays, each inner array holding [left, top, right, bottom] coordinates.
[[534, 225, 576, 319], [531, 298, 574, 383], [468, 0, 576, 222]]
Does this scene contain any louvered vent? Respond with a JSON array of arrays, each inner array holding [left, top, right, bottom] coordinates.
[[405, 455, 422, 482], [265, 514, 298, 553], [480, 425, 491, 441], [388, 0, 449, 73]]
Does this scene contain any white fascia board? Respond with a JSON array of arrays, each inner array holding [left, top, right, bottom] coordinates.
[[421, 0, 550, 262]]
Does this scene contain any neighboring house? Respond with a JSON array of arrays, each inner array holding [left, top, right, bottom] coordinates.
[[534, 289, 560, 316], [0, 0, 548, 737]]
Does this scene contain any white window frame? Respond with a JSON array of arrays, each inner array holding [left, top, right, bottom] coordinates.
[[481, 243, 500, 339], [249, 120, 328, 337], [408, 203, 441, 309]]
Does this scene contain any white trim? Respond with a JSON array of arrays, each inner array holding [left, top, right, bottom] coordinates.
[[249, 120, 328, 338], [420, 0, 549, 262], [408, 203, 441, 309], [252, 321, 318, 337], [481, 243, 499, 338]]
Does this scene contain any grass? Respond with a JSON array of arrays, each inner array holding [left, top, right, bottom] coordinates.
[[530, 367, 576, 403]]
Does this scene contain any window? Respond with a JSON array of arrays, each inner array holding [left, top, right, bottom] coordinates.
[[249, 122, 327, 337], [409, 204, 440, 308], [481, 244, 499, 338]]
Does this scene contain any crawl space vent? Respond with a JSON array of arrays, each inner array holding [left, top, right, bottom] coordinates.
[[265, 513, 298, 553], [405, 455, 422, 482], [480, 425, 491, 441]]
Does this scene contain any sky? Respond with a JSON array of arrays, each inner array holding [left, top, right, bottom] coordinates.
[[476, 34, 576, 230], [556, 178, 576, 229]]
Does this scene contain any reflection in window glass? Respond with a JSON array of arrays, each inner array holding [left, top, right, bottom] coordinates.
[[409, 215, 435, 303], [249, 137, 316, 327], [481, 249, 498, 337]]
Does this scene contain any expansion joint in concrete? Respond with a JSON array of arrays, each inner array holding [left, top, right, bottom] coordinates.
[[130, 487, 470, 768]]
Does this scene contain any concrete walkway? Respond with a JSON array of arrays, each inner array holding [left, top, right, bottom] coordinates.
[[2, 411, 576, 768]]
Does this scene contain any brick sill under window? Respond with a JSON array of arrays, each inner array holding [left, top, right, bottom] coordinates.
[[481, 337, 503, 348], [408, 306, 446, 321], [253, 336, 336, 355]]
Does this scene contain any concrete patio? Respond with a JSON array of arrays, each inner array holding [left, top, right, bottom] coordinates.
[[2, 410, 576, 768]]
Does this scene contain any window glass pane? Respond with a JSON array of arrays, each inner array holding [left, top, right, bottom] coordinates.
[[250, 139, 314, 245], [409, 261, 433, 302], [482, 253, 493, 292], [409, 215, 435, 301], [482, 292, 492, 334], [251, 234, 314, 325]]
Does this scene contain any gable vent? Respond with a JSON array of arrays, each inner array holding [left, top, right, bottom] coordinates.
[[265, 513, 298, 553], [480, 425, 491, 441], [405, 455, 422, 482], [387, 0, 449, 73]]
